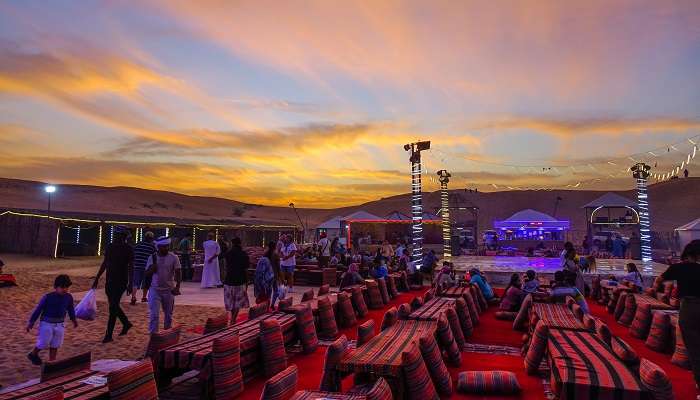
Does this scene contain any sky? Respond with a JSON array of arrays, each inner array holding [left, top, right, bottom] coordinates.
[[1, 1, 699, 208]]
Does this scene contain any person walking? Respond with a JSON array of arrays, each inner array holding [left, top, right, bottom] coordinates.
[[92, 227, 133, 343], [223, 237, 249, 322], [254, 242, 275, 305], [218, 236, 228, 282], [279, 234, 297, 292], [201, 232, 222, 288], [317, 232, 331, 268], [562, 248, 585, 294], [178, 234, 193, 281], [145, 236, 181, 333], [654, 240, 700, 393], [131, 231, 156, 305]]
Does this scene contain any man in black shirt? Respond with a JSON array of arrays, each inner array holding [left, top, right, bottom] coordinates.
[[655, 239, 700, 390], [223, 237, 250, 322], [93, 227, 134, 343]]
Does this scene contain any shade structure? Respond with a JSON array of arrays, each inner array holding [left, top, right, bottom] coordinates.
[[493, 209, 570, 240], [675, 217, 700, 250]]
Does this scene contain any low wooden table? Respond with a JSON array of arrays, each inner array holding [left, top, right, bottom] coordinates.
[[0, 370, 108, 400], [439, 286, 471, 299], [282, 293, 338, 315], [160, 312, 296, 381], [633, 294, 675, 311], [531, 303, 588, 331], [547, 329, 646, 400], [291, 390, 367, 400], [407, 297, 456, 321]]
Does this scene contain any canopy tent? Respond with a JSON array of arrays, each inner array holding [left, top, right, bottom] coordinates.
[[582, 192, 638, 209], [384, 211, 411, 221], [342, 210, 383, 222], [494, 209, 570, 241], [315, 215, 344, 240], [675, 217, 700, 250]]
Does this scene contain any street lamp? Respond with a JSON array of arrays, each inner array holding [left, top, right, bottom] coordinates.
[[404, 140, 430, 270], [289, 202, 305, 243], [44, 185, 57, 215]]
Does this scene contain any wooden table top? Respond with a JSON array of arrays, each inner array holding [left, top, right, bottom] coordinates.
[[407, 297, 455, 321], [531, 302, 588, 331], [0, 370, 108, 400]]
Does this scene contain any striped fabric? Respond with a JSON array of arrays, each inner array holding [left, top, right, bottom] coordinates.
[[423, 288, 435, 302], [294, 304, 319, 354], [107, 360, 158, 400], [278, 297, 293, 311], [408, 297, 455, 321], [469, 286, 482, 313], [317, 284, 330, 296], [581, 313, 596, 331], [260, 365, 298, 400], [455, 297, 474, 336], [548, 329, 645, 400], [317, 296, 338, 340], [441, 286, 471, 298], [531, 303, 586, 331], [472, 284, 488, 311], [301, 289, 315, 303], [401, 343, 440, 400], [25, 387, 63, 400], [366, 281, 384, 309], [445, 307, 467, 348], [591, 275, 601, 299], [145, 325, 181, 372], [398, 303, 411, 320], [291, 391, 366, 400], [645, 311, 672, 352], [524, 320, 549, 375], [337, 292, 357, 328], [639, 358, 673, 400], [40, 352, 91, 383], [617, 292, 637, 327], [565, 296, 576, 309], [463, 290, 480, 325], [671, 320, 691, 370], [249, 301, 270, 320], [377, 278, 390, 304], [387, 275, 399, 298], [363, 377, 393, 400], [634, 293, 675, 311], [380, 307, 398, 332], [436, 314, 461, 366], [204, 313, 229, 334], [512, 294, 532, 331], [594, 319, 612, 347], [357, 319, 376, 347], [419, 334, 453, 396], [260, 319, 288, 377], [320, 335, 350, 392], [410, 296, 424, 311], [629, 303, 653, 339], [212, 334, 244, 399], [351, 287, 369, 317], [613, 292, 629, 320], [570, 303, 583, 321], [494, 311, 517, 321], [457, 371, 521, 394], [612, 336, 640, 366]]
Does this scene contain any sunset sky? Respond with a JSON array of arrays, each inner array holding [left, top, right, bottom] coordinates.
[[1, 1, 699, 207]]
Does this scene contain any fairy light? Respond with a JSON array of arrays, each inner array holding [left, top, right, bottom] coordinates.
[[438, 170, 452, 261], [53, 223, 60, 258], [631, 163, 652, 262], [165, 227, 170, 237], [109, 225, 114, 243], [76, 225, 81, 244], [97, 225, 103, 256], [405, 141, 430, 270]]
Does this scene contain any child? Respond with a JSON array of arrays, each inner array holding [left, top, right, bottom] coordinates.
[[522, 269, 540, 294], [27, 274, 78, 365]]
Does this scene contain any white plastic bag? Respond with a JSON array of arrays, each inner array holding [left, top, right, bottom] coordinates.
[[277, 284, 288, 301], [75, 289, 98, 320]]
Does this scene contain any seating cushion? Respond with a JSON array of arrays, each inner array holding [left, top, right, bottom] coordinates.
[[402, 343, 440, 400], [204, 313, 229, 334], [350, 287, 368, 317], [301, 289, 315, 302], [524, 320, 548, 375], [260, 319, 288, 377], [436, 314, 461, 365], [629, 303, 652, 339], [512, 294, 532, 331], [473, 284, 488, 310], [366, 281, 384, 309], [26, 387, 63, 400], [249, 302, 269, 319], [377, 278, 390, 304], [40, 351, 91, 382], [594, 319, 612, 347], [639, 359, 673, 400], [457, 371, 521, 394], [419, 334, 453, 396], [571, 303, 584, 321], [380, 307, 398, 332], [363, 377, 393, 400], [277, 297, 293, 311], [445, 307, 467, 348], [671, 321, 691, 370], [617, 292, 637, 327], [317, 284, 330, 296], [212, 333, 244, 399], [357, 319, 376, 347], [260, 365, 298, 400], [611, 336, 640, 366], [397, 303, 412, 320], [410, 296, 424, 311], [645, 312, 671, 352], [387, 275, 400, 298], [582, 314, 596, 331], [463, 291, 480, 325], [146, 325, 181, 372], [108, 360, 158, 400], [423, 288, 435, 302], [469, 286, 482, 313], [494, 311, 517, 321], [294, 305, 319, 354], [320, 335, 349, 392], [317, 296, 339, 340], [337, 292, 357, 327], [455, 297, 474, 336], [613, 292, 629, 321]]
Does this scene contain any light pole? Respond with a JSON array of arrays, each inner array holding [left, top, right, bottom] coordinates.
[[45, 185, 56, 216], [631, 163, 652, 262], [289, 202, 305, 243], [404, 140, 431, 270], [437, 170, 452, 261]]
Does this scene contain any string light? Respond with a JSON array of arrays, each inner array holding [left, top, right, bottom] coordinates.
[[97, 225, 103, 256], [76, 225, 81, 244], [405, 141, 430, 270], [437, 170, 452, 261], [109, 225, 114, 243], [631, 163, 652, 262]]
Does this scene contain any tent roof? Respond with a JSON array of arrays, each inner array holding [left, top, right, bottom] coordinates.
[[384, 211, 411, 221], [504, 209, 558, 222], [676, 217, 700, 231], [317, 215, 344, 229], [422, 211, 441, 221], [582, 192, 637, 209], [342, 210, 382, 221]]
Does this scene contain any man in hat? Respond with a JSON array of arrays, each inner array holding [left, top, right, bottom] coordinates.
[[145, 236, 181, 333], [92, 226, 134, 343]]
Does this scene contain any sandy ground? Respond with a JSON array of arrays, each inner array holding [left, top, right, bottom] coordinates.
[[0, 253, 293, 388]]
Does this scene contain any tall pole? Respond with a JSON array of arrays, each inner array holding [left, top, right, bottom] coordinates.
[[289, 203, 305, 243], [631, 163, 652, 262], [405, 141, 430, 270], [437, 170, 452, 261]]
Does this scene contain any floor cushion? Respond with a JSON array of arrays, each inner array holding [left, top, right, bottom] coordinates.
[[419, 334, 453, 396], [317, 284, 330, 296], [473, 285, 488, 311], [445, 307, 467, 348], [436, 313, 461, 366], [317, 296, 339, 340], [360, 377, 393, 400], [398, 303, 412, 320], [337, 292, 357, 327], [380, 307, 398, 332], [377, 278, 390, 304], [40, 351, 92, 382], [295, 304, 319, 353], [594, 319, 612, 347], [617, 292, 637, 327], [320, 335, 350, 392], [611, 336, 640, 367], [645, 312, 671, 352], [410, 296, 424, 311], [671, 321, 691, 370], [469, 286, 482, 313], [565, 296, 576, 309], [212, 333, 244, 399], [582, 314, 596, 331], [629, 303, 653, 339], [571, 303, 584, 321], [351, 287, 368, 317], [249, 302, 270, 319], [455, 297, 474, 336], [512, 294, 532, 331], [278, 297, 293, 311], [463, 291, 480, 325], [402, 343, 440, 400], [204, 313, 229, 334], [357, 319, 376, 347], [639, 359, 673, 400], [301, 289, 315, 302], [260, 319, 288, 377], [494, 311, 517, 321], [457, 371, 521, 394], [613, 292, 629, 320], [387, 275, 400, 298], [260, 365, 298, 400], [145, 325, 181, 373], [108, 360, 158, 400], [524, 320, 548, 375], [366, 281, 384, 309], [424, 288, 435, 302]]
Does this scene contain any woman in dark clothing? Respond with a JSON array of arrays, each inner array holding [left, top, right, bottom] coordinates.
[[223, 237, 249, 322], [339, 263, 364, 289]]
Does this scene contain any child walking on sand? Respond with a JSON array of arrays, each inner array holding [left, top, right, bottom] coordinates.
[[27, 274, 78, 365]]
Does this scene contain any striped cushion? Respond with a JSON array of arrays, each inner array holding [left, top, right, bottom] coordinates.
[[410, 296, 424, 311], [419, 334, 453, 396], [249, 301, 270, 319], [145, 325, 181, 372], [669, 286, 679, 308], [524, 320, 548, 375], [671, 322, 691, 370], [26, 387, 63, 400], [445, 307, 466, 348], [278, 297, 293, 311], [387, 275, 400, 298], [571, 303, 584, 321], [512, 294, 532, 331], [402, 343, 440, 400], [613, 292, 628, 320], [294, 304, 319, 354], [261, 364, 298, 400], [629, 303, 652, 339], [301, 289, 315, 303], [260, 319, 288, 377], [457, 371, 521, 394], [469, 286, 482, 313], [617, 292, 637, 327], [494, 311, 517, 321], [212, 334, 244, 399], [611, 336, 640, 366], [594, 319, 612, 347], [398, 303, 412, 320], [364, 377, 393, 400], [474, 284, 488, 310], [108, 360, 158, 400], [436, 314, 461, 365], [317, 296, 339, 340], [423, 288, 435, 302], [320, 335, 350, 391], [366, 281, 384, 309], [455, 297, 474, 336], [582, 314, 596, 331], [464, 290, 480, 323], [645, 312, 671, 352], [40, 351, 91, 382], [204, 313, 229, 334], [317, 284, 330, 296], [591, 275, 601, 299], [380, 307, 398, 332], [357, 319, 376, 346], [377, 278, 390, 304], [337, 292, 357, 327], [639, 359, 673, 400], [351, 287, 369, 317]]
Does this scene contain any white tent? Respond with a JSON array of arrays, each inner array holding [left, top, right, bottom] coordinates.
[[315, 216, 344, 240], [675, 217, 700, 250]]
